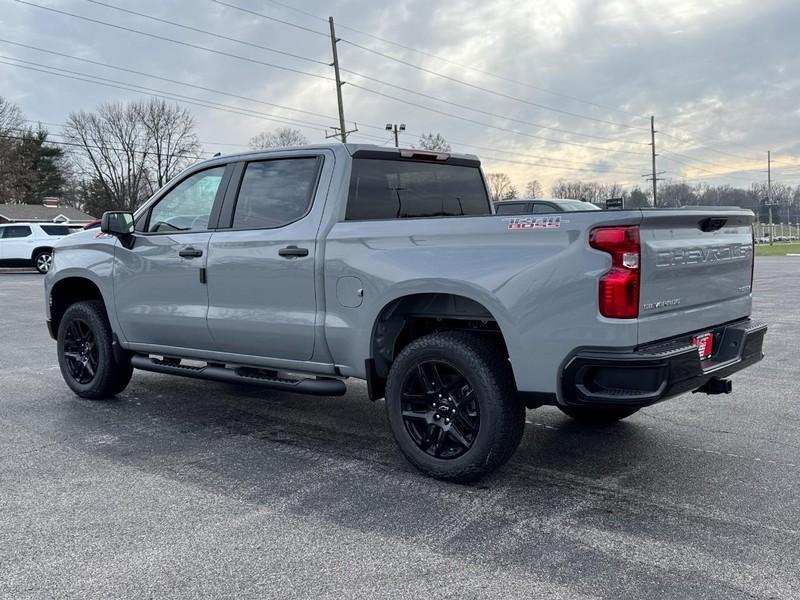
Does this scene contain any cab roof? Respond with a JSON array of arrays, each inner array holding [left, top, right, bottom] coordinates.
[[193, 143, 480, 168]]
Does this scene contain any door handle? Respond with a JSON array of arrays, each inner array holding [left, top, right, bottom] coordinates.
[[278, 245, 309, 258], [178, 247, 203, 258]]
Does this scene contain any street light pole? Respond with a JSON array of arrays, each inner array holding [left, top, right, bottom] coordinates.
[[385, 123, 406, 148]]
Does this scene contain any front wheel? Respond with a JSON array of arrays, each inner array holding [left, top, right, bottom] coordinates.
[[57, 300, 133, 399], [34, 250, 53, 274], [385, 332, 525, 483]]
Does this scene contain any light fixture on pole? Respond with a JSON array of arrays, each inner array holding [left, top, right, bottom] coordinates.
[[385, 123, 406, 148]]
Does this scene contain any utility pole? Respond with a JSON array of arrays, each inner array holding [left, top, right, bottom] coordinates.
[[650, 115, 658, 207], [768, 150, 773, 246], [385, 123, 406, 148], [326, 17, 357, 143], [642, 116, 664, 207]]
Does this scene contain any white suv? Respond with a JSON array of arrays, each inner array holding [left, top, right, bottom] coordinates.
[[0, 223, 76, 273]]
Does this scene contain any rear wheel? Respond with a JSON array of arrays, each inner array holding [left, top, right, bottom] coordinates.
[[385, 332, 525, 483], [558, 405, 639, 424], [34, 250, 53, 274], [57, 300, 133, 399]]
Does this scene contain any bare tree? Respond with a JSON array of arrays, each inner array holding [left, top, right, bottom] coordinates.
[[64, 101, 152, 212], [486, 172, 517, 203], [0, 96, 23, 135], [138, 98, 200, 190], [0, 97, 25, 202], [417, 132, 451, 152], [524, 179, 543, 198], [249, 127, 308, 149]]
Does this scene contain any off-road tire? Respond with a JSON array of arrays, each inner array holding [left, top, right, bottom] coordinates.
[[57, 300, 133, 399], [385, 331, 525, 483], [558, 404, 639, 424]]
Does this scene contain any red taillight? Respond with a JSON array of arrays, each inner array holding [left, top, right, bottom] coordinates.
[[590, 226, 640, 319]]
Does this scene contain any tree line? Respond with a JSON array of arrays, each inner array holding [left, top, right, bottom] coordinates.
[[2, 94, 798, 225]]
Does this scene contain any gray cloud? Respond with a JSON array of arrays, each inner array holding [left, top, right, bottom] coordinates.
[[1, 0, 798, 191]]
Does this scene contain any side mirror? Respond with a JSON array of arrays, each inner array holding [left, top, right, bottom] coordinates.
[[100, 211, 134, 236]]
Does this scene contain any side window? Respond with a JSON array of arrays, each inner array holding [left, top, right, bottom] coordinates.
[[232, 158, 319, 229], [40, 225, 72, 236], [3, 225, 32, 238], [146, 166, 225, 233], [532, 202, 557, 214]]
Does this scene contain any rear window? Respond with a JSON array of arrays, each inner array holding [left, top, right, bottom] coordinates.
[[40, 225, 72, 236], [495, 203, 530, 215], [345, 158, 490, 221], [553, 200, 602, 211]]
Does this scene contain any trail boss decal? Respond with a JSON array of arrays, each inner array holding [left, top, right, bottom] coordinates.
[[503, 216, 566, 230]]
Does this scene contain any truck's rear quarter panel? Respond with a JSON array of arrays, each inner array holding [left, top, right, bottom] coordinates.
[[324, 210, 644, 395]]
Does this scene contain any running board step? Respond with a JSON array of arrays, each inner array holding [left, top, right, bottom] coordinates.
[[130, 355, 347, 396]]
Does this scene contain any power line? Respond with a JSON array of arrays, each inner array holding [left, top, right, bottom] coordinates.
[[656, 130, 762, 163], [660, 148, 761, 172], [251, 0, 654, 121], [341, 69, 650, 146], [1, 53, 644, 173], [477, 154, 643, 177], [0, 50, 636, 172], [0, 132, 208, 160], [338, 40, 650, 133], [0, 57, 336, 131], [65, 1, 649, 148], [210, 0, 329, 39], [346, 82, 650, 156], [214, 0, 651, 132], [82, 0, 329, 66], [14, 0, 333, 81], [0, 40, 342, 124], [19, 122, 251, 152], [660, 153, 760, 181]]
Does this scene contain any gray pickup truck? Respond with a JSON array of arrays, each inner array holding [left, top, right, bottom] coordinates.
[[44, 144, 766, 482]]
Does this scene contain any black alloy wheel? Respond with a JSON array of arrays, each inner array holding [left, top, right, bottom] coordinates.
[[62, 318, 99, 384], [400, 360, 480, 460], [56, 300, 133, 398], [385, 331, 525, 482]]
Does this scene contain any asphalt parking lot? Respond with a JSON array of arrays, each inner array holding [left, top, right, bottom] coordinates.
[[1, 258, 798, 599]]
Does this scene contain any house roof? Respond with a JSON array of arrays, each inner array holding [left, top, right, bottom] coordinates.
[[0, 203, 96, 222]]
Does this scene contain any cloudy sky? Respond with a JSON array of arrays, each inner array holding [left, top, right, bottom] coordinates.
[[2, 0, 800, 192]]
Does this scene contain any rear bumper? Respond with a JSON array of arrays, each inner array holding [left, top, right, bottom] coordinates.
[[560, 318, 767, 408]]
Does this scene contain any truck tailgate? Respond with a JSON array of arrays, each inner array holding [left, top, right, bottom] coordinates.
[[638, 208, 754, 344]]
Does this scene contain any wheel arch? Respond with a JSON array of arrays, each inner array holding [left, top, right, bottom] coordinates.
[[49, 276, 108, 338], [31, 245, 54, 261], [366, 291, 515, 400]]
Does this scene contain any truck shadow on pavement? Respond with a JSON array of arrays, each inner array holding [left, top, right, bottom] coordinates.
[[44, 372, 796, 598]]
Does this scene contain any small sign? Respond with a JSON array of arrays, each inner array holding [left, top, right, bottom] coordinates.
[[606, 197, 624, 210]]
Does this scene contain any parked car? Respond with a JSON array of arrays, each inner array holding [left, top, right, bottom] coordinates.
[[494, 198, 602, 215], [44, 144, 766, 482], [0, 222, 75, 273]]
